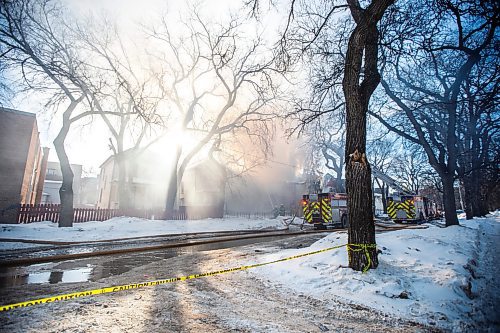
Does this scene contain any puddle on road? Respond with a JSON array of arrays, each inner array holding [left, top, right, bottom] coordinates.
[[0, 267, 93, 287], [0, 235, 299, 289]]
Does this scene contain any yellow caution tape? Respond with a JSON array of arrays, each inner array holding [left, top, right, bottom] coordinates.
[[347, 243, 377, 273], [0, 243, 349, 312]]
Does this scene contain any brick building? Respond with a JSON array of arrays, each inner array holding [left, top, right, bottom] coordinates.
[[0, 107, 49, 223]]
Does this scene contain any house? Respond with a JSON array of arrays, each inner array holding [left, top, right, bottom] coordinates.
[[96, 149, 168, 210], [80, 176, 99, 207], [41, 161, 82, 206], [179, 158, 226, 218], [224, 175, 307, 216], [96, 148, 227, 218], [0, 107, 49, 223], [223, 141, 307, 216]]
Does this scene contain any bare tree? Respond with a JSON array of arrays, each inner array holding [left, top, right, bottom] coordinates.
[[0, 0, 148, 226], [457, 53, 499, 218], [300, 116, 346, 191], [319, 129, 346, 191], [392, 143, 435, 195], [74, 21, 165, 210], [371, 0, 498, 226], [318, 0, 394, 271], [147, 11, 283, 214], [0, 0, 88, 227], [247, 0, 395, 271], [0, 58, 13, 104], [282, 5, 350, 190]]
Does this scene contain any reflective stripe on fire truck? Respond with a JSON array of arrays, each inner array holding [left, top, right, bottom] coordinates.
[[303, 201, 319, 223], [387, 200, 396, 219], [303, 204, 312, 223], [321, 198, 332, 222], [405, 200, 415, 218], [388, 200, 415, 219]]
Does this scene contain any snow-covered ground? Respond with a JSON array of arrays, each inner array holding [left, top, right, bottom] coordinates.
[[0, 216, 287, 250], [1, 214, 498, 331], [254, 213, 500, 331]]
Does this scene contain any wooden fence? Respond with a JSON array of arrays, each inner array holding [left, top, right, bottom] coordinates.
[[15, 204, 276, 224], [17, 204, 178, 224]]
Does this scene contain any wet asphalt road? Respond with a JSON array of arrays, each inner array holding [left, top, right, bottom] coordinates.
[[0, 232, 330, 290]]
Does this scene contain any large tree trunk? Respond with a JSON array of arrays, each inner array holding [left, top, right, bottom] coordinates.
[[165, 172, 178, 218], [53, 102, 79, 227], [54, 132, 73, 227], [441, 173, 459, 227], [164, 137, 209, 217], [165, 145, 182, 217], [116, 153, 132, 210], [462, 170, 488, 218], [463, 177, 474, 220], [477, 179, 490, 216], [342, 0, 394, 271]]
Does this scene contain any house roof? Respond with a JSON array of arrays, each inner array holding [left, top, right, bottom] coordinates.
[[186, 156, 225, 171], [99, 148, 138, 168], [0, 107, 37, 118], [99, 155, 115, 168]]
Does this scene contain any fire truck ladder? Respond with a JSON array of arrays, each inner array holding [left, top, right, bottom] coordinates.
[[372, 166, 416, 220], [371, 166, 412, 195]]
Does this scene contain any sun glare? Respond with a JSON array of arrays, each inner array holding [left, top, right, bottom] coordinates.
[[169, 128, 201, 152]]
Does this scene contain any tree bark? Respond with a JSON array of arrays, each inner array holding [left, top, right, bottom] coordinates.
[[343, 0, 394, 271], [463, 177, 474, 220], [469, 173, 489, 218], [165, 144, 182, 217], [477, 178, 490, 216], [441, 173, 459, 227], [53, 101, 80, 227]]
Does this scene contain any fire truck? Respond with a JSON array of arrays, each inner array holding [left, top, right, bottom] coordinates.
[[387, 194, 438, 223], [372, 166, 438, 223], [301, 192, 348, 229], [301, 168, 438, 227]]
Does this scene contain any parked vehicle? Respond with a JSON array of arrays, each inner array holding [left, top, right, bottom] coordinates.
[[301, 192, 348, 229], [387, 195, 438, 223], [456, 209, 466, 219]]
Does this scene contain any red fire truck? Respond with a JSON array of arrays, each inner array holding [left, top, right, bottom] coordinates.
[[301, 192, 348, 229], [387, 194, 438, 223]]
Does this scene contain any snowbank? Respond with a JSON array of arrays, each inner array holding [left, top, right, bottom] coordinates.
[[254, 215, 499, 331], [0, 216, 286, 245]]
